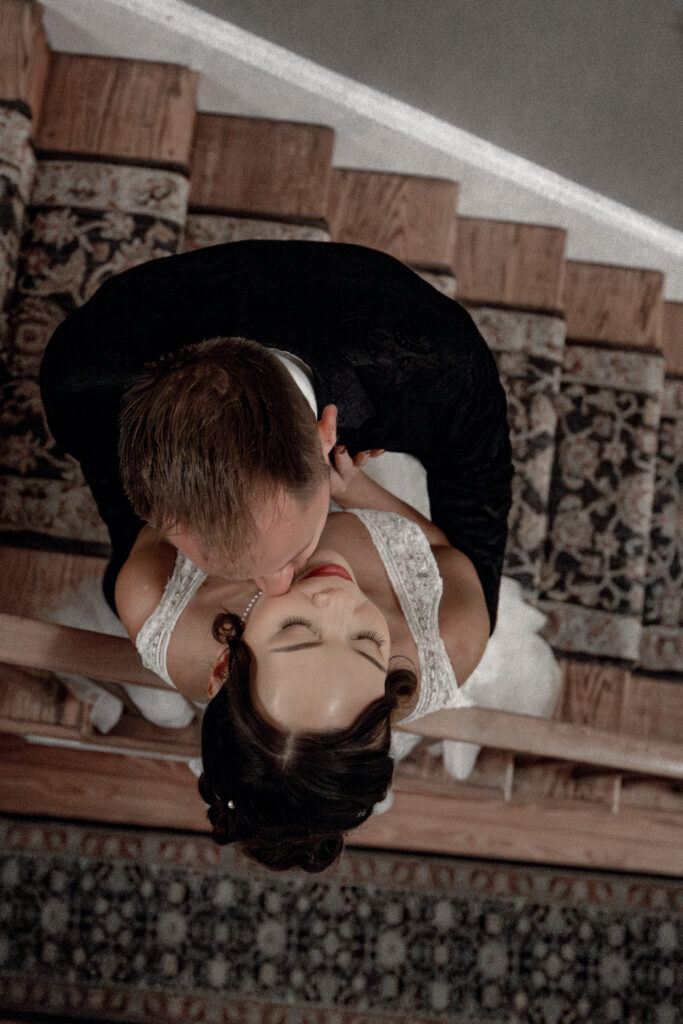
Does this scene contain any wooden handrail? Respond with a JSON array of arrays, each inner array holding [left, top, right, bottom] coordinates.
[[396, 708, 683, 781], [0, 612, 167, 689], [1, 613, 682, 780]]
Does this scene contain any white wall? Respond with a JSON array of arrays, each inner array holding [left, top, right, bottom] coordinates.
[[41, 0, 683, 300]]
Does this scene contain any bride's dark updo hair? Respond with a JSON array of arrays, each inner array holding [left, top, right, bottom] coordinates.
[[198, 611, 417, 873]]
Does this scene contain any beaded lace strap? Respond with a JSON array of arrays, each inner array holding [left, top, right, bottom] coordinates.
[[347, 509, 464, 722], [135, 551, 208, 689]]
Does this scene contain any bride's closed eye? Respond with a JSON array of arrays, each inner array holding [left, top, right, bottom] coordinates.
[[279, 617, 318, 633], [353, 630, 385, 649], [279, 619, 385, 651]]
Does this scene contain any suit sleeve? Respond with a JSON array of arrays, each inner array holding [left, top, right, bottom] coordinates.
[[40, 291, 145, 610], [345, 299, 512, 633], [423, 323, 512, 633]]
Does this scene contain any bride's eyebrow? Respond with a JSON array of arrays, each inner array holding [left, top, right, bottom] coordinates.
[[271, 641, 322, 653], [354, 649, 386, 673], [270, 643, 385, 673]]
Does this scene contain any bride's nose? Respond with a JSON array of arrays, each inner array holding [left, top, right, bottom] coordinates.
[[310, 588, 354, 608]]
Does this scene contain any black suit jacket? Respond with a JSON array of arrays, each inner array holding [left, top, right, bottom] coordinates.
[[40, 241, 512, 629]]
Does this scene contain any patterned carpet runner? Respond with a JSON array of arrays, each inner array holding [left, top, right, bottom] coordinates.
[[469, 306, 566, 598], [639, 372, 683, 673], [0, 815, 679, 1024], [0, 156, 189, 554], [537, 343, 664, 664]]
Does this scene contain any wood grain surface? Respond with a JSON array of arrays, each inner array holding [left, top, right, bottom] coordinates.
[[662, 301, 683, 375], [328, 168, 459, 270], [1, 733, 679, 874], [36, 53, 197, 164], [455, 217, 566, 311], [0, 546, 107, 617], [563, 260, 664, 348], [189, 113, 334, 220], [0, 0, 49, 117]]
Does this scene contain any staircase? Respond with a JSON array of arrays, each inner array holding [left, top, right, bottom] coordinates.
[[0, 0, 681, 875]]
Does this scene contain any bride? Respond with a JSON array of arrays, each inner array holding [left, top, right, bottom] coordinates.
[[111, 445, 490, 872], [109, 445, 560, 873]]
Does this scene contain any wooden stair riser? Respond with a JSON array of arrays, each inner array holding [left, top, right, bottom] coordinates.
[[563, 261, 664, 350], [455, 217, 566, 313], [328, 168, 459, 295], [184, 112, 334, 250], [0, 1, 48, 311]]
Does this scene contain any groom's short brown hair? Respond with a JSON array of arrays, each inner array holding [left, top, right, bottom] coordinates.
[[119, 337, 328, 560]]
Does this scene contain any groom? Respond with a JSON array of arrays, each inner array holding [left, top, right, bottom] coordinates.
[[41, 241, 512, 630]]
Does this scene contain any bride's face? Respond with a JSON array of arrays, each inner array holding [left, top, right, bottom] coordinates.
[[239, 550, 390, 731]]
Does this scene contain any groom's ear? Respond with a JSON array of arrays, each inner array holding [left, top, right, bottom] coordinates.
[[316, 404, 338, 460]]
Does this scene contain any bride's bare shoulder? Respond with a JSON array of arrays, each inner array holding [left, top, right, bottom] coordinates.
[[324, 510, 397, 602], [325, 510, 383, 559], [433, 546, 490, 684], [114, 526, 177, 639]]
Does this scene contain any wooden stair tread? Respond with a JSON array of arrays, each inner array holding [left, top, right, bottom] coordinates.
[[328, 168, 459, 270], [358, 782, 683, 875], [0, 0, 49, 117], [36, 53, 198, 164], [563, 260, 664, 348], [455, 216, 566, 312], [0, 732, 207, 832], [0, 664, 86, 734], [557, 659, 683, 746], [189, 113, 334, 221], [0, 546, 107, 617]]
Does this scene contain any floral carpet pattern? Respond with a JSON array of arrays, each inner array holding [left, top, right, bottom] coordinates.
[[183, 212, 330, 251], [0, 103, 36, 317], [0, 158, 188, 552], [538, 343, 665, 663], [0, 816, 680, 1024], [469, 307, 566, 598], [639, 375, 683, 673]]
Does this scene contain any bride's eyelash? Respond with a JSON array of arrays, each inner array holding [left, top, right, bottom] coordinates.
[[279, 620, 385, 650], [354, 630, 386, 649], [279, 617, 316, 631]]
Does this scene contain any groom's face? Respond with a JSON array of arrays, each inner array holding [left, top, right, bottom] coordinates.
[[168, 479, 331, 596]]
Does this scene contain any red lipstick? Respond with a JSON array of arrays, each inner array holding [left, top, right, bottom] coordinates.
[[302, 563, 353, 582]]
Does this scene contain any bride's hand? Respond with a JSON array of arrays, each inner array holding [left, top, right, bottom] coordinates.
[[329, 445, 384, 504]]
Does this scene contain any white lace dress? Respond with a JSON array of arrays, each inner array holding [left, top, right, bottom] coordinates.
[[135, 552, 208, 703], [349, 510, 561, 776], [133, 508, 560, 780]]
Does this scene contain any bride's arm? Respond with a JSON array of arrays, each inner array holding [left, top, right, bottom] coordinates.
[[332, 446, 492, 666], [433, 545, 490, 684], [330, 446, 449, 546], [114, 525, 176, 639]]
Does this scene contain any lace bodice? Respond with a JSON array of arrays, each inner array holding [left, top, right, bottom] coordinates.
[[348, 510, 472, 754], [135, 551, 207, 696]]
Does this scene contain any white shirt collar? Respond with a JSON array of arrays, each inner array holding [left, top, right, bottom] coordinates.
[[272, 348, 318, 416]]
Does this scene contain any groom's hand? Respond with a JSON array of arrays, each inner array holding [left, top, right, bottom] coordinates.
[[329, 445, 383, 503], [348, 448, 386, 468]]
